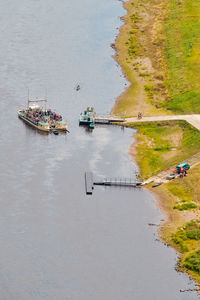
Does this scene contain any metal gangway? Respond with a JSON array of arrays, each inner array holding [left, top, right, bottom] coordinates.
[[94, 114, 125, 124], [94, 177, 142, 187]]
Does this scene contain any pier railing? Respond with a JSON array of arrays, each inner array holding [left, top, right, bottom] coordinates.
[[94, 115, 125, 124], [94, 177, 142, 187], [85, 172, 142, 195]]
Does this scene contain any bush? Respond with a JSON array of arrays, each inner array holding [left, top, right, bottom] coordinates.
[[184, 250, 200, 274], [171, 220, 200, 253], [173, 202, 197, 211], [185, 220, 200, 240], [172, 234, 188, 253]]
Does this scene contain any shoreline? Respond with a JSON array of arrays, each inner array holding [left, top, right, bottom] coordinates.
[[113, 0, 200, 290], [112, 0, 170, 117]]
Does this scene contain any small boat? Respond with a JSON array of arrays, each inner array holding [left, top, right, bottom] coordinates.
[[53, 130, 59, 135], [152, 182, 163, 188], [76, 84, 80, 91], [89, 122, 95, 129]]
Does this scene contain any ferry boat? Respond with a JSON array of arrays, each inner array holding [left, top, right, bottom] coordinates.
[[18, 95, 68, 133], [79, 107, 95, 125]]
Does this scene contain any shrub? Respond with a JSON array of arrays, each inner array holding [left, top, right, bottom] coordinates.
[[184, 250, 200, 274], [173, 202, 197, 211], [172, 235, 189, 253]]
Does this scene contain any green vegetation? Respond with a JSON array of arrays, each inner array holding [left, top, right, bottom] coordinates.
[[171, 221, 200, 254], [173, 202, 197, 211], [114, 0, 200, 114], [127, 13, 141, 58], [164, 0, 200, 113], [127, 120, 200, 179], [172, 236, 189, 253], [184, 250, 200, 274]]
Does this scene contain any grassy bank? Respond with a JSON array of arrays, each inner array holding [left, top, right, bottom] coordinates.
[[114, 0, 200, 286], [126, 121, 200, 179], [113, 0, 200, 115]]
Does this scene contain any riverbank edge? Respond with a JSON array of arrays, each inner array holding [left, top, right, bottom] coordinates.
[[112, 0, 200, 289]]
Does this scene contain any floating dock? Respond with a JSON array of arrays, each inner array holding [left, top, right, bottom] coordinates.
[[85, 172, 94, 195]]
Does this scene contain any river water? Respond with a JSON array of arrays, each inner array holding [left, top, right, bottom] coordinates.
[[0, 0, 199, 299]]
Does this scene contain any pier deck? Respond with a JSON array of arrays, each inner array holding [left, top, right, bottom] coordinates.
[[94, 180, 142, 187], [85, 172, 142, 195], [94, 115, 125, 124]]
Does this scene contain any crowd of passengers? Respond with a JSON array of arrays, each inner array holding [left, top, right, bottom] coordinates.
[[24, 108, 63, 124]]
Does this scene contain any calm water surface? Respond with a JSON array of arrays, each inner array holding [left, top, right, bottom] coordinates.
[[0, 0, 199, 299]]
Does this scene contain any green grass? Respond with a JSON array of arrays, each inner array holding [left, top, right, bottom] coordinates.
[[164, 0, 200, 113], [168, 183, 193, 202], [173, 202, 197, 211], [184, 250, 200, 274], [172, 221, 200, 253], [128, 120, 200, 179], [126, 12, 141, 59], [179, 220, 200, 240]]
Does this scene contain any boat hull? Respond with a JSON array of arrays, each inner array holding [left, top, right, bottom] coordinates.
[[54, 124, 68, 131], [79, 120, 93, 125]]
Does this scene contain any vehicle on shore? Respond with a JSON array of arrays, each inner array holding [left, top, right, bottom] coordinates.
[[18, 95, 68, 133], [176, 163, 190, 173]]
